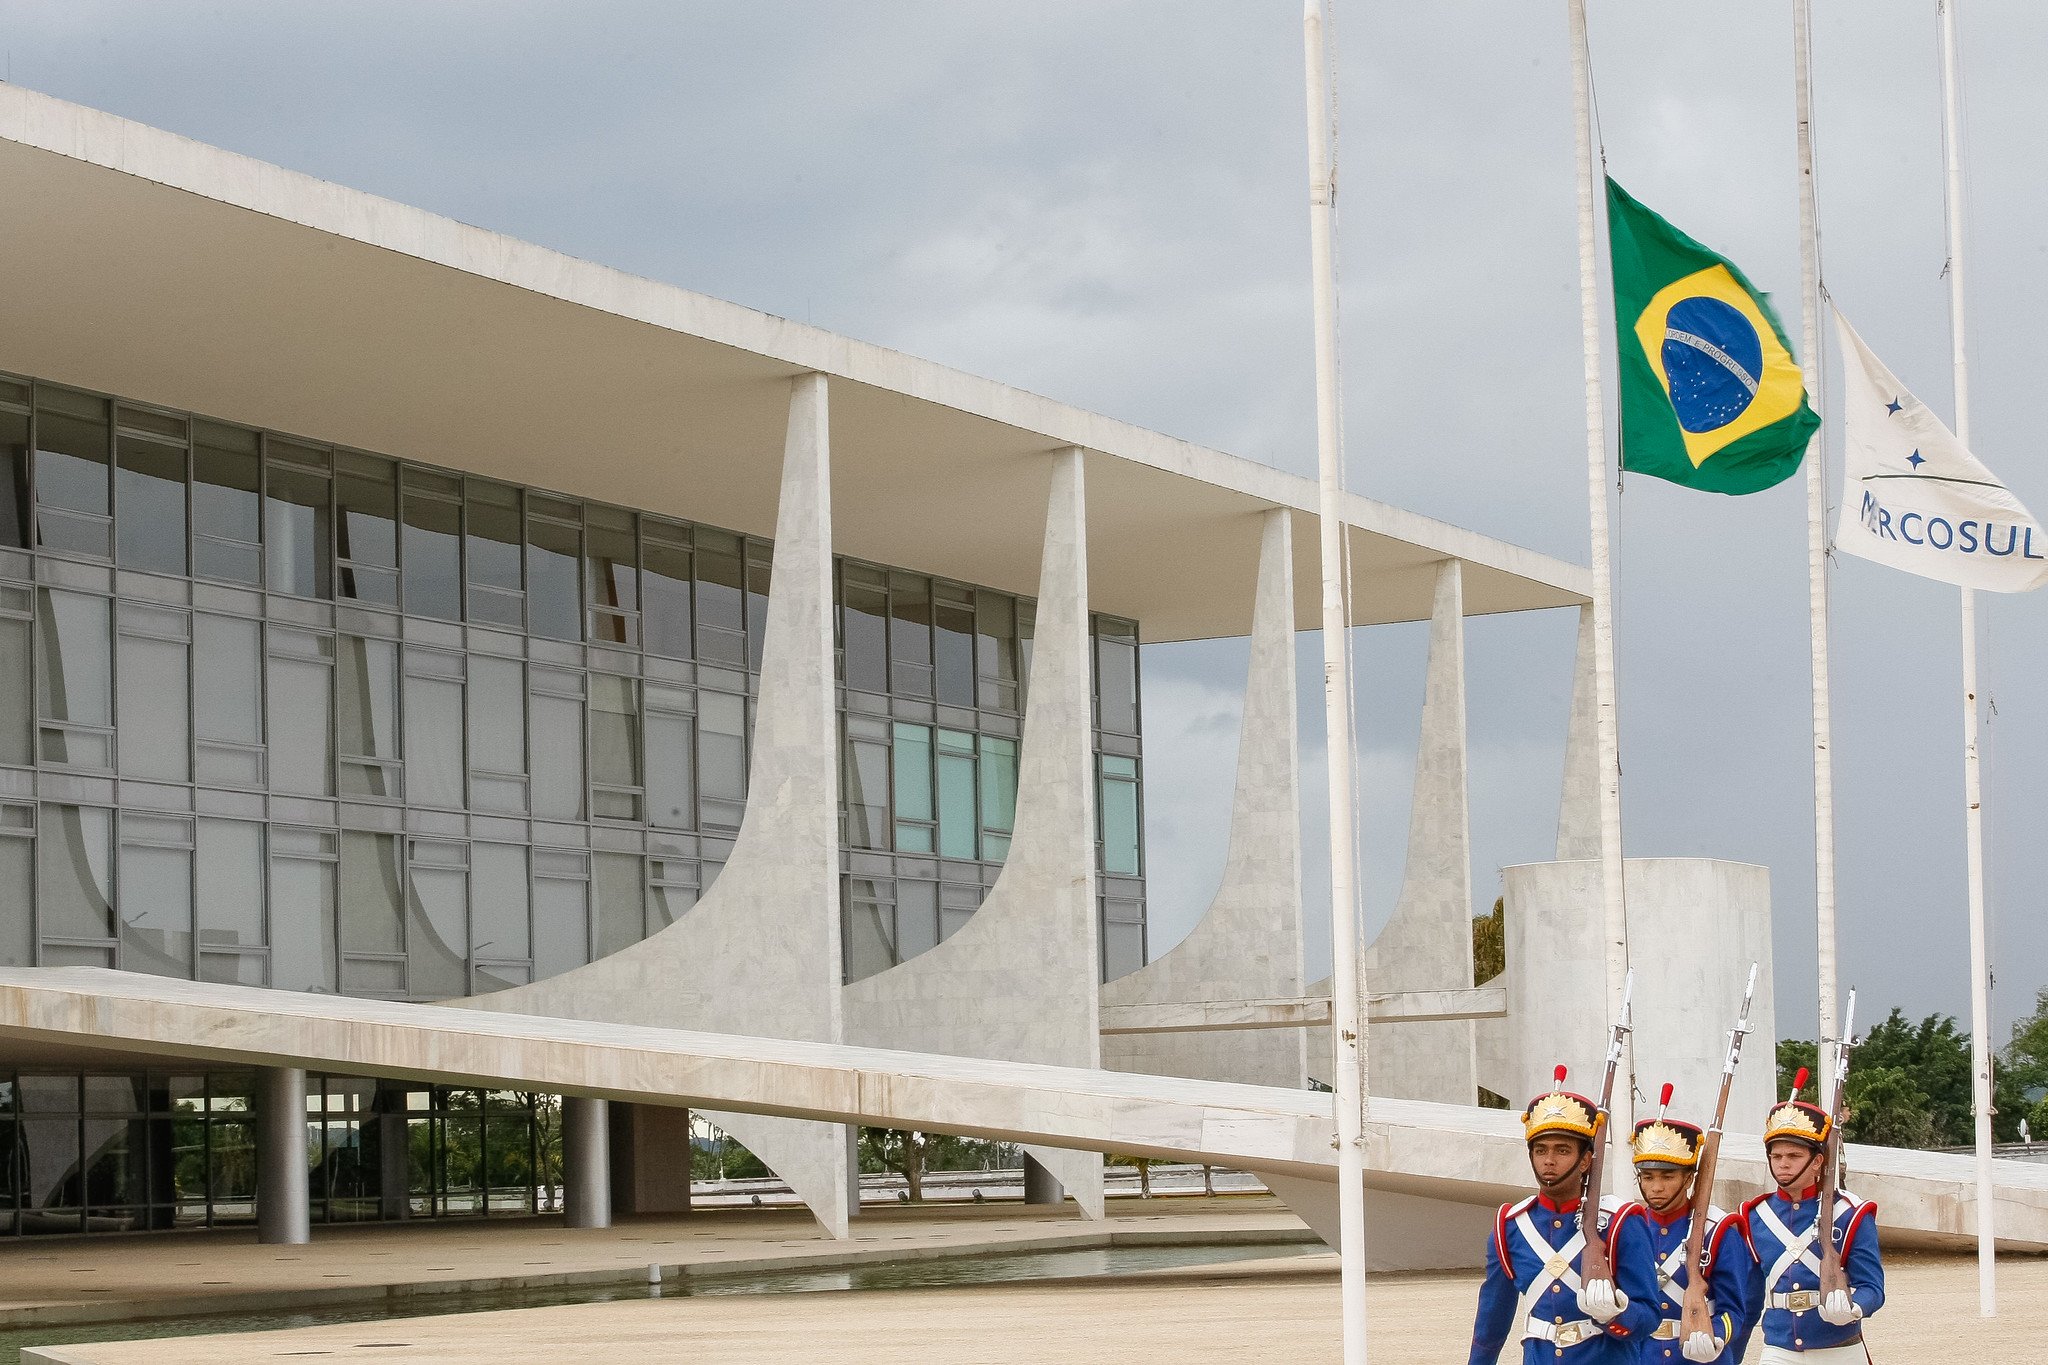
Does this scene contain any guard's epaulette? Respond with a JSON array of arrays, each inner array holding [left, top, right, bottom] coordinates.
[[1836, 1190, 1878, 1255], [1494, 1196, 1537, 1281], [1703, 1204, 1742, 1269], [1602, 1199, 1645, 1253]]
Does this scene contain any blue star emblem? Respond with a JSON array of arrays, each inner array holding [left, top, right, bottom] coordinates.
[[1907, 450, 1926, 469], [1886, 397, 1904, 415]]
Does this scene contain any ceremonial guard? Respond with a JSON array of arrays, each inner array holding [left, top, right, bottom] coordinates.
[[1468, 1069, 1660, 1363], [1737, 1071, 1885, 1361], [1626, 1088, 1756, 1363]]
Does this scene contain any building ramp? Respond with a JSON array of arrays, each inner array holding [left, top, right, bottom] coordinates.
[[0, 968, 2040, 1262]]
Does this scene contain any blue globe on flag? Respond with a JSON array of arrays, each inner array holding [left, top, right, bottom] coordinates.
[[1662, 296, 1764, 433]]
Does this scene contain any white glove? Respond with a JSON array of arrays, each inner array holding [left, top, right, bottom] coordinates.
[[1818, 1288, 1862, 1325], [1681, 1330, 1723, 1362], [1577, 1278, 1628, 1324]]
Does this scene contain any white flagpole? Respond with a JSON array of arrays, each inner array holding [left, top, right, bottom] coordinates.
[[1936, 0, 1998, 1317], [1301, 3, 1371, 1359], [1564, 0, 1633, 1168], [1789, 0, 1842, 1101]]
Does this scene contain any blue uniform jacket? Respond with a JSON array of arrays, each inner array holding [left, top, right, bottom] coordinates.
[[1737, 1185, 1884, 1353], [1468, 1195, 1661, 1364], [1628, 1202, 1754, 1364]]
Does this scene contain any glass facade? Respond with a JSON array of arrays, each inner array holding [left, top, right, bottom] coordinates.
[[0, 371, 1147, 1231]]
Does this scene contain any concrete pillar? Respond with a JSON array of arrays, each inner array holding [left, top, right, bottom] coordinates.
[[462, 372, 850, 1239], [562, 1096, 612, 1229], [256, 1066, 309, 1246], [1360, 559, 1476, 1102], [1023, 1154, 1064, 1206], [376, 1103, 411, 1220], [1100, 508, 1307, 1089], [1494, 857, 1776, 1121]]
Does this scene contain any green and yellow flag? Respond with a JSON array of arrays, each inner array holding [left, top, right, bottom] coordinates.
[[1606, 177, 1817, 495]]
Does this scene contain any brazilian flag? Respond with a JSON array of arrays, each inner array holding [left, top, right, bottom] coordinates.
[[1606, 177, 1817, 495]]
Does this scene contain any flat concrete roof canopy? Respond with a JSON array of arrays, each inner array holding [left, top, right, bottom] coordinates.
[[0, 86, 1587, 643]]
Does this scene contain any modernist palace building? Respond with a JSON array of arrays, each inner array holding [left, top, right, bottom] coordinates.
[[0, 86, 1592, 1241]]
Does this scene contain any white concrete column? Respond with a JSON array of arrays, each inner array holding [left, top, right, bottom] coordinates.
[[1101, 507, 1306, 1089], [256, 1066, 309, 1246], [561, 1095, 611, 1229], [842, 447, 1104, 1220], [1556, 604, 1600, 861], [462, 372, 850, 1238], [1359, 559, 1476, 1102]]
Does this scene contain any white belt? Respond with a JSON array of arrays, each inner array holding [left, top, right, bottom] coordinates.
[[1770, 1289, 1823, 1313], [1761, 1345, 1866, 1363], [1524, 1318, 1601, 1348], [1653, 1319, 1683, 1340]]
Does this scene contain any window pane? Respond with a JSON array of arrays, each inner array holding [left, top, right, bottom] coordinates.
[[334, 454, 398, 604], [38, 589, 112, 727], [533, 874, 588, 980], [529, 676, 585, 821], [936, 731, 976, 860], [270, 851, 337, 993], [0, 832, 30, 966], [978, 736, 1018, 836], [891, 723, 932, 824], [407, 858, 467, 999], [841, 567, 887, 694], [1104, 921, 1145, 981], [117, 625, 191, 782], [976, 591, 1019, 710], [467, 656, 525, 776], [194, 614, 264, 777], [844, 882, 894, 982], [401, 475, 462, 621], [844, 734, 889, 850], [641, 526, 690, 659], [889, 574, 932, 696], [589, 674, 640, 795], [472, 843, 530, 963], [339, 832, 403, 955], [693, 529, 744, 664], [934, 590, 975, 706], [119, 840, 192, 977], [266, 633, 334, 796], [116, 436, 188, 574], [0, 614, 27, 767], [402, 665, 464, 810], [337, 636, 400, 798], [1096, 631, 1138, 735], [745, 545, 771, 673], [35, 387, 111, 555], [40, 804, 114, 939], [264, 459, 330, 599], [0, 405, 29, 549], [698, 691, 746, 805], [192, 422, 262, 576], [465, 483, 522, 626], [197, 820, 264, 949], [1100, 769, 1141, 876], [527, 515, 581, 642], [896, 880, 938, 962], [592, 852, 641, 959], [646, 710, 695, 830], [586, 508, 639, 628]]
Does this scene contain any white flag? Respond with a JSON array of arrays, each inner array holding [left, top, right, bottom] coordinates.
[[1834, 307, 2048, 592]]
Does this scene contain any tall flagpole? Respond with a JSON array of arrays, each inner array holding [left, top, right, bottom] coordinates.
[[1789, 0, 1841, 1099], [1936, 0, 1998, 1317], [1565, 0, 1633, 1167], [1301, 4, 1371, 1359]]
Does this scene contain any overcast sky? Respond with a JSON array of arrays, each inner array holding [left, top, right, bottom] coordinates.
[[3, 1, 2043, 1045]]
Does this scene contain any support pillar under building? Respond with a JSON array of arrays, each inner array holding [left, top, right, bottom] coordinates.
[[256, 1065, 309, 1246], [1023, 1154, 1064, 1206], [562, 1095, 612, 1229]]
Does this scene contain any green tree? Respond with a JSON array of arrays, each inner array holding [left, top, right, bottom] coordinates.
[[2003, 987, 2048, 1097], [1777, 1037, 1818, 1105], [1472, 897, 1505, 984], [857, 1128, 986, 1201], [1776, 1008, 2029, 1150]]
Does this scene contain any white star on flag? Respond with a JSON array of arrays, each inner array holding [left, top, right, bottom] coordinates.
[[1833, 307, 2048, 592]]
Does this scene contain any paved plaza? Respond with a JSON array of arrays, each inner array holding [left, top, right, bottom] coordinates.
[[16, 1246, 2043, 1364]]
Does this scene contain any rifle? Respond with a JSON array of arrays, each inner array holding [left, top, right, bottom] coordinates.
[[1818, 988, 1860, 1298], [1680, 961, 1759, 1341], [1579, 969, 1635, 1291]]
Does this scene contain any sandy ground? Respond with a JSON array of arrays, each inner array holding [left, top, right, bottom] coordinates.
[[20, 1248, 2043, 1364]]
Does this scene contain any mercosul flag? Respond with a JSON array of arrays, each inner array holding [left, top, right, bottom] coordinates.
[[1606, 178, 1818, 495], [1835, 308, 2048, 592]]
